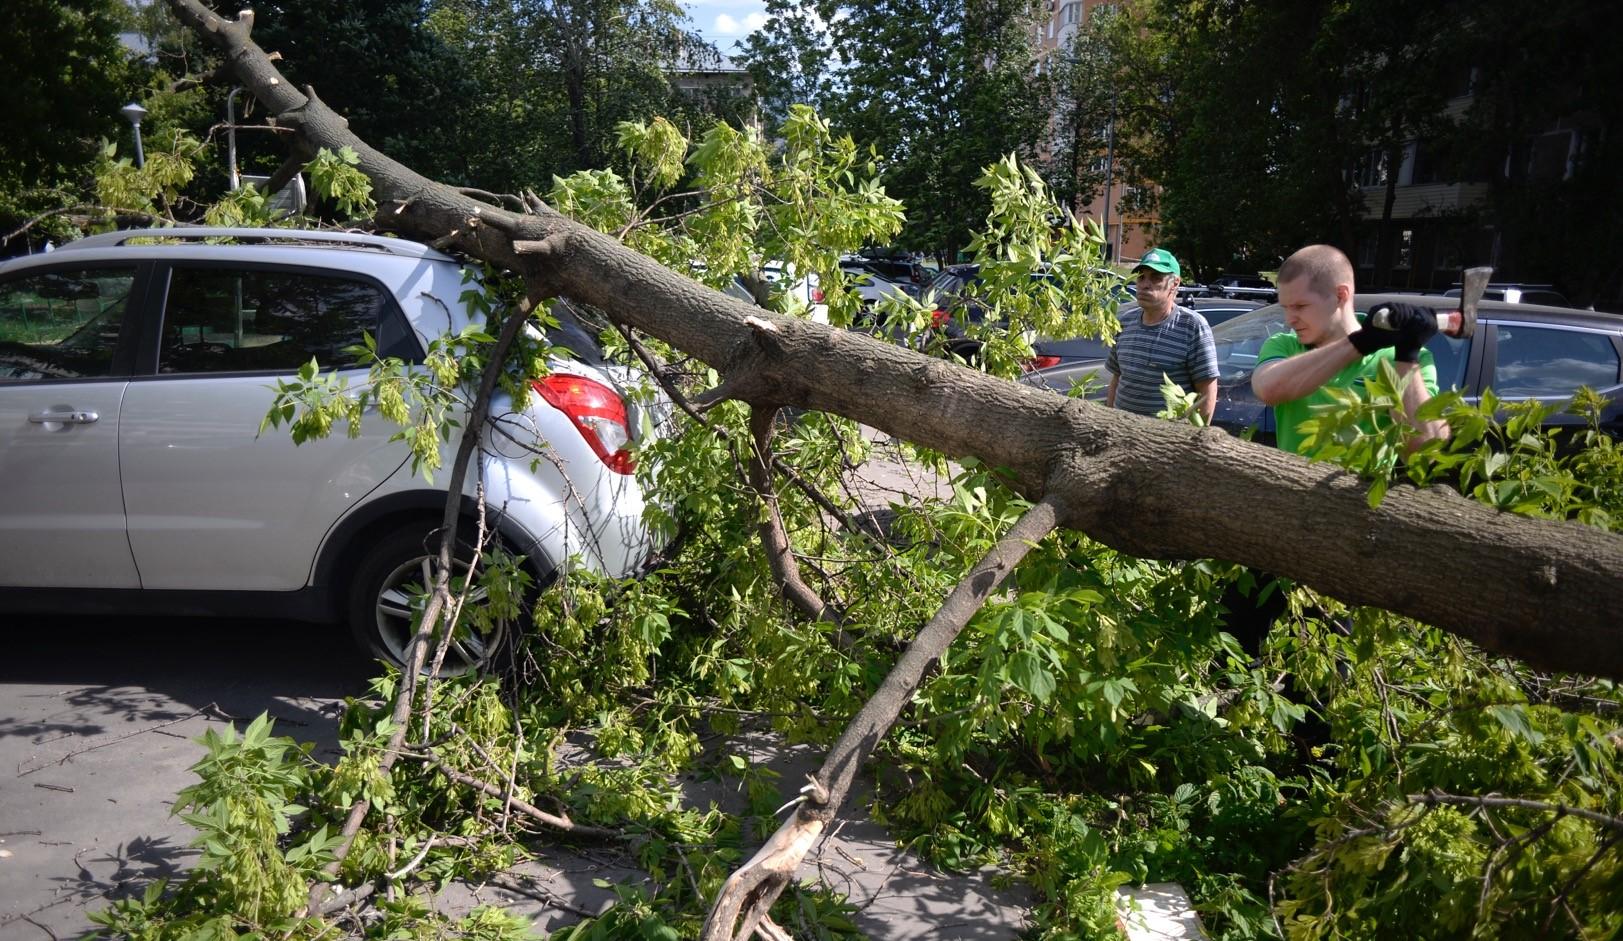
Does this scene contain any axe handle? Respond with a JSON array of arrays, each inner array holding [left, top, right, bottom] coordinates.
[[1369, 306, 1467, 337]]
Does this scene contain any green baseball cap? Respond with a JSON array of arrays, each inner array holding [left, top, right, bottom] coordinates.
[[1133, 247, 1181, 278]]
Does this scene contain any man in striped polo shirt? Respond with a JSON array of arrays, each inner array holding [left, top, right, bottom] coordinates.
[[1104, 247, 1219, 422]]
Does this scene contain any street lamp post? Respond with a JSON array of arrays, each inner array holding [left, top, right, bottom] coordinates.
[[1101, 88, 1116, 262], [120, 102, 148, 168]]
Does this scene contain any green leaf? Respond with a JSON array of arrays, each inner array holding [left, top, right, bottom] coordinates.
[[1007, 650, 1056, 703], [1487, 704, 1545, 744]]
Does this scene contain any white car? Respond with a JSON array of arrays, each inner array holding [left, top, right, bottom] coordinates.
[[0, 228, 669, 671], [838, 259, 911, 308], [723, 261, 828, 324]]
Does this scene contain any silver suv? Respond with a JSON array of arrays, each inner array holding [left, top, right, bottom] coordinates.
[[0, 228, 669, 670]]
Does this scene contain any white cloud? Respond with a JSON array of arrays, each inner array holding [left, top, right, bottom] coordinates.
[[709, 5, 768, 37]]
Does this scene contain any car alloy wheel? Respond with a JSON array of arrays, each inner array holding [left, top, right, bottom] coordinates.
[[348, 524, 517, 675]]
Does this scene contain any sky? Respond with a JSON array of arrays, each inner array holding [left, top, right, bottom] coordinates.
[[684, 0, 770, 55]]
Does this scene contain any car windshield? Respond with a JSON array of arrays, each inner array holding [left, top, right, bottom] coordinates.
[[1211, 303, 1470, 391], [928, 268, 971, 295]]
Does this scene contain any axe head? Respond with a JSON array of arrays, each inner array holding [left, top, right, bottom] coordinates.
[[1456, 266, 1492, 339]]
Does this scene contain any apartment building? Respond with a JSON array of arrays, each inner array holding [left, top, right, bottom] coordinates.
[[1037, 0, 1158, 265]]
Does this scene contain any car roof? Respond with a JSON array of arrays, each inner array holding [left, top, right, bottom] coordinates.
[[1220, 294, 1620, 334], [1355, 293, 1616, 329], [1185, 298, 1262, 310], [8, 227, 457, 267]]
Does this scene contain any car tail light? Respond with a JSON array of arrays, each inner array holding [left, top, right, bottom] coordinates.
[[811, 286, 825, 304], [1024, 355, 1061, 372], [931, 308, 950, 328], [532, 375, 636, 475]]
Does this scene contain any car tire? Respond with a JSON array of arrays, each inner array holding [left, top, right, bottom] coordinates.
[[346, 523, 521, 675]]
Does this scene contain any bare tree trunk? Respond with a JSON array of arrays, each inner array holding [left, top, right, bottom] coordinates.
[[168, 0, 1623, 684]]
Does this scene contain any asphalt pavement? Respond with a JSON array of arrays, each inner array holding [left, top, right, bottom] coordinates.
[[0, 615, 358, 939]]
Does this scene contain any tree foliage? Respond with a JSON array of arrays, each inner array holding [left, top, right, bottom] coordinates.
[[0, 0, 145, 249], [1048, 0, 1621, 299], [421, 0, 749, 194], [736, 0, 1055, 258], [246, 0, 481, 184]]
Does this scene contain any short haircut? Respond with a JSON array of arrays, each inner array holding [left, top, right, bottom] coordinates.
[[1278, 244, 1354, 298]]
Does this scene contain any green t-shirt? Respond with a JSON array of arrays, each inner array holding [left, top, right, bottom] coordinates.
[[1256, 332, 1438, 456]]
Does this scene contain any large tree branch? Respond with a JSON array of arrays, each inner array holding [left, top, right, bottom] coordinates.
[[701, 494, 1064, 941], [748, 406, 846, 628]]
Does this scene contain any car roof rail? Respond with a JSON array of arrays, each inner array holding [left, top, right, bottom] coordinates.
[[58, 227, 451, 260]]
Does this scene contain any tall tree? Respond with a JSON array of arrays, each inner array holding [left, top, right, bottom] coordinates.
[[754, 0, 1053, 257], [248, 0, 480, 184], [0, 0, 141, 249], [1460, 0, 1623, 305], [733, 0, 834, 126], [1323, 0, 1473, 288], [1043, 12, 1121, 217], [424, 0, 746, 193]]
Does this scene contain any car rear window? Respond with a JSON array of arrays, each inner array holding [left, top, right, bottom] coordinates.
[[157, 266, 418, 374], [0, 266, 136, 382], [929, 269, 972, 295]]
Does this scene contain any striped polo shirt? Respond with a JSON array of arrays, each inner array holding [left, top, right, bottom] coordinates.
[[1105, 305, 1219, 416]]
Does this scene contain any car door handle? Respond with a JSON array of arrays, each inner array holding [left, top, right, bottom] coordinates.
[[29, 409, 100, 425]]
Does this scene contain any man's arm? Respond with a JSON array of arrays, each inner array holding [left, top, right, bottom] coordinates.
[[1395, 361, 1449, 452], [1105, 371, 1119, 408], [1194, 377, 1217, 422], [1188, 318, 1219, 423], [1252, 339, 1361, 405]]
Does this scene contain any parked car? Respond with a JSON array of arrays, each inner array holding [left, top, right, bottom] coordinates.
[[1023, 295, 1623, 444], [838, 258, 913, 308], [1210, 274, 1278, 303], [724, 261, 828, 323], [923, 263, 1130, 362], [0, 228, 672, 672], [1443, 282, 1570, 308], [1023, 298, 1264, 372], [843, 253, 928, 298]]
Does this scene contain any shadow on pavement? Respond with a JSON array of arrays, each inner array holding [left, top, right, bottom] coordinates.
[[0, 614, 365, 940]]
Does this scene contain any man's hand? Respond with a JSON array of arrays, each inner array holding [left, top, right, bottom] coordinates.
[[1378, 303, 1440, 363], [1348, 325, 1399, 356], [1369, 302, 1436, 335]]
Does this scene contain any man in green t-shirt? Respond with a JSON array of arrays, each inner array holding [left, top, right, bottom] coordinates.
[[1252, 244, 1450, 456]]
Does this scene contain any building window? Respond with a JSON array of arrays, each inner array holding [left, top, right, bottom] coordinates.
[[1355, 148, 1386, 188], [1394, 230, 1414, 270], [1529, 130, 1575, 182], [1410, 139, 1443, 185]]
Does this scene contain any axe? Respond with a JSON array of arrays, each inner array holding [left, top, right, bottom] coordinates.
[[1371, 266, 1491, 338]]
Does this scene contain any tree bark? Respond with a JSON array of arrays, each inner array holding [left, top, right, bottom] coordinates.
[[169, 0, 1623, 682]]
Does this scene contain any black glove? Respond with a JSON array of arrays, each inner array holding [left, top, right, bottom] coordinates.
[[1368, 302, 1436, 335], [1348, 325, 1398, 356], [1376, 303, 1439, 363]]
